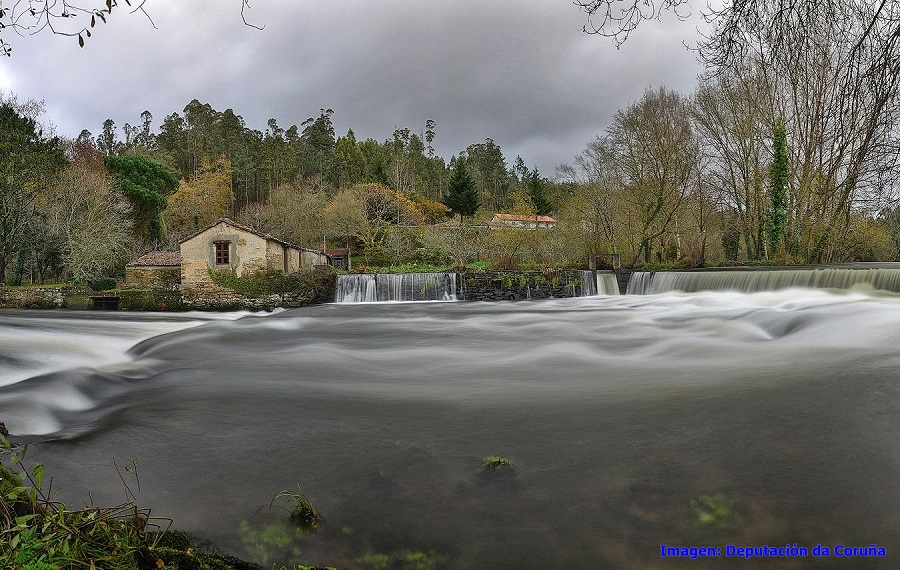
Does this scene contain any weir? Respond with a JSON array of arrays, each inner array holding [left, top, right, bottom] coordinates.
[[335, 270, 621, 303], [335, 272, 458, 303], [595, 270, 620, 296], [626, 265, 900, 294]]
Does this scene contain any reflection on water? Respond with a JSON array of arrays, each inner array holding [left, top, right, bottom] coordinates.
[[1, 290, 900, 568]]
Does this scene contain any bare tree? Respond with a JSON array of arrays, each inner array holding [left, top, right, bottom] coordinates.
[[609, 86, 700, 265], [706, 1, 900, 261], [557, 135, 624, 258], [692, 67, 773, 261]]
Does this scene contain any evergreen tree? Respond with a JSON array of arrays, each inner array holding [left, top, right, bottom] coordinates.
[[104, 155, 179, 245], [526, 169, 553, 217], [443, 160, 481, 223], [766, 117, 789, 257]]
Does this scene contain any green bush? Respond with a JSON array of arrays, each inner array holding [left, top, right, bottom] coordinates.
[[208, 266, 337, 301], [89, 277, 118, 291]]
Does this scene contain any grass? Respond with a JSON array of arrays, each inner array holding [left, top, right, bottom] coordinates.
[[0, 438, 168, 570], [270, 485, 322, 530], [0, 436, 330, 570], [479, 456, 513, 471]]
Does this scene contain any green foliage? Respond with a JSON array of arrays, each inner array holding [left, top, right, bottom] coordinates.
[[270, 485, 322, 531], [89, 277, 118, 291], [0, 436, 166, 570], [691, 493, 739, 532], [766, 117, 789, 258], [357, 549, 446, 570], [442, 160, 481, 221], [239, 520, 305, 565], [525, 169, 553, 217], [0, 436, 327, 569], [479, 456, 513, 471], [0, 103, 67, 282], [104, 155, 178, 244], [208, 266, 337, 300]]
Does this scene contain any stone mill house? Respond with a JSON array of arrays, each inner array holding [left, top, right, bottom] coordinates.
[[179, 218, 330, 288], [126, 218, 330, 290]]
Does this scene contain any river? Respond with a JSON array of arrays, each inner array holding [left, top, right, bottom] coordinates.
[[1, 288, 899, 568]]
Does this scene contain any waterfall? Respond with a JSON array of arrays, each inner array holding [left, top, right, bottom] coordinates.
[[626, 271, 654, 295], [625, 266, 900, 294], [567, 270, 620, 296], [595, 271, 621, 295], [336, 273, 458, 303]]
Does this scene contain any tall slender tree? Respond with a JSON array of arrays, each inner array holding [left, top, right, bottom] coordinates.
[[766, 117, 788, 257]]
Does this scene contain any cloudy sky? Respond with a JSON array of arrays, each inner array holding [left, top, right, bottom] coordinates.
[[0, 0, 707, 175]]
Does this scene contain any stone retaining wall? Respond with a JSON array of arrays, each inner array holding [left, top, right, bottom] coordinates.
[[0, 286, 93, 309], [459, 270, 595, 301]]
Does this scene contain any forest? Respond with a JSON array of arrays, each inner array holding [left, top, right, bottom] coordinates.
[[4, 1, 900, 285]]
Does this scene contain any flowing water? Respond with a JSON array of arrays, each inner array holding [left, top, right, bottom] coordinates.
[[628, 265, 900, 294], [2, 283, 900, 568], [336, 273, 459, 303]]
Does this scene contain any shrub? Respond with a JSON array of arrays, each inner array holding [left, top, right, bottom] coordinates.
[[89, 277, 118, 291]]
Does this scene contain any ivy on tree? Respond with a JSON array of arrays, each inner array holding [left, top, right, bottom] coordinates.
[[442, 160, 481, 223], [766, 117, 789, 258]]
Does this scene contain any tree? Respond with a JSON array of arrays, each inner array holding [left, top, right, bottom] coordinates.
[[164, 154, 234, 240], [765, 117, 789, 257], [256, 181, 326, 247], [322, 183, 423, 264], [300, 108, 336, 182], [575, 0, 895, 58], [575, 0, 690, 45], [42, 150, 135, 280], [463, 138, 510, 212], [443, 160, 481, 223], [104, 154, 178, 245], [609, 86, 699, 265], [525, 169, 553, 217], [0, 1, 260, 56], [97, 118, 120, 156], [706, 1, 900, 262], [692, 68, 771, 261], [557, 135, 625, 259], [0, 103, 66, 282]]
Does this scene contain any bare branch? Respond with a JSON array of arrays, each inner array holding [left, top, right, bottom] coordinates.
[[575, 0, 692, 46], [241, 0, 263, 31], [0, 0, 262, 56]]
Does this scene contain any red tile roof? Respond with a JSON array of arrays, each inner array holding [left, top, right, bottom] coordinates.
[[492, 213, 557, 223]]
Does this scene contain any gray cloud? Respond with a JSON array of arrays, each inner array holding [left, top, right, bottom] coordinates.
[[2, 0, 705, 174]]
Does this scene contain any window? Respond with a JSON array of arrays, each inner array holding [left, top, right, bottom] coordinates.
[[214, 241, 230, 265]]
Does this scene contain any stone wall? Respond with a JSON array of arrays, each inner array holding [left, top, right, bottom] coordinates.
[[179, 284, 328, 311], [0, 286, 93, 309], [459, 270, 596, 301], [125, 266, 181, 289]]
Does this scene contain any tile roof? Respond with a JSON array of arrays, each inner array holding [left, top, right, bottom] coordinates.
[[178, 218, 300, 249], [492, 213, 558, 223]]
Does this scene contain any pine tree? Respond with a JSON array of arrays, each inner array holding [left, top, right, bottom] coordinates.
[[526, 169, 552, 217], [443, 160, 481, 223]]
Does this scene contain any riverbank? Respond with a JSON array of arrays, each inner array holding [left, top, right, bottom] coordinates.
[[0, 447, 332, 570]]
